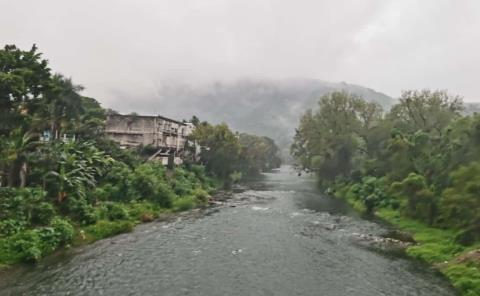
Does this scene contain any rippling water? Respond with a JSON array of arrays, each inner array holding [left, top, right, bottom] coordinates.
[[0, 166, 455, 295]]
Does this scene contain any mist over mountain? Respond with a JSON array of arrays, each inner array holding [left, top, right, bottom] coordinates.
[[111, 78, 394, 157]]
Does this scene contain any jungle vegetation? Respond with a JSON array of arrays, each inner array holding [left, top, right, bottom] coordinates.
[[291, 90, 480, 295]]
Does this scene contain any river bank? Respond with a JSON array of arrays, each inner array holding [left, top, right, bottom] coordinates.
[[0, 178, 223, 271], [334, 189, 480, 296]]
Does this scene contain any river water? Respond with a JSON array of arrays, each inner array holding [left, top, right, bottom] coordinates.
[[0, 166, 455, 296]]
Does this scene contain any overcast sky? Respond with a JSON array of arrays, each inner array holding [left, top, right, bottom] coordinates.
[[1, 0, 480, 105]]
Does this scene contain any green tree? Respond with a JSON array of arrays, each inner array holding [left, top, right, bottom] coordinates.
[[440, 162, 480, 228], [388, 90, 463, 137], [191, 122, 241, 185], [40, 74, 84, 140], [291, 91, 379, 181], [2, 129, 37, 187], [238, 133, 281, 174], [0, 44, 52, 136], [390, 173, 436, 224]]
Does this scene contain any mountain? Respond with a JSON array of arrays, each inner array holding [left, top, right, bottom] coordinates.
[[112, 78, 395, 158]]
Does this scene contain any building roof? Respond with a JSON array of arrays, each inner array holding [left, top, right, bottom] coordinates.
[[107, 113, 187, 125]]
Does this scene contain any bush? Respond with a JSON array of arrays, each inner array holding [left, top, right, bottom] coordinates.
[[103, 202, 130, 221], [193, 188, 210, 203], [127, 201, 160, 220], [189, 164, 208, 182], [150, 183, 175, 207], [0, 219, 26, 237], [65, 198, 98, 225], [0, 187, 48, 225], [50, 218, 74, 245], [127, 163, 175, 207], [31, 202, 56, 225], [11, 230, 42, 262], [349, 177, 392, 214], [32, 218, 74, 254], [96, 162, 132, 202], [0, 187, 17, 219]]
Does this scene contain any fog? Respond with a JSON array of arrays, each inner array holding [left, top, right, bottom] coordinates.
[[1, 0, 480, 109]]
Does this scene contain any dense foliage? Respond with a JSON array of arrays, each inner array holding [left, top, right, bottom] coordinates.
[[0, 45, 216, 265], [292, 90, 480, 294], [189, 120, 281, 187]]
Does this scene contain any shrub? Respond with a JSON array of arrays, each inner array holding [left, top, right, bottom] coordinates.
[[189, 164, 208, 182], [103, 202, 130, 221], [11, 230, 42, 262], [65, 198, 98, 225], [36, 227, 59, 252], [50, 218, 74, 245], [128, 201, 160, 220], [0, 219, 27, 237], [97, 162, 132, 202], [150, 182, 175, 207], [0, 188, 17, 219], [127, 163, 175, 207], [0, 187, 48, 225], [349, 177, 392, 214], [31, 202, 56, 225], [193, 188, 210, 203], [33, 218, 74, 254]]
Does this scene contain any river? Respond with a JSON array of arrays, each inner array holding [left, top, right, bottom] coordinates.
[[0, 166, 455, 296]]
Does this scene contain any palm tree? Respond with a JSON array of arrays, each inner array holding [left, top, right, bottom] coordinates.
[[4, 128, 37, 187], [45, 74, 84, 140]]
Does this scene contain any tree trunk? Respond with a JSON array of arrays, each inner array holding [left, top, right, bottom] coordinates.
[[19, 162, 27, 188], [7, 162, 19, 187], [7, 160, 25, 187]]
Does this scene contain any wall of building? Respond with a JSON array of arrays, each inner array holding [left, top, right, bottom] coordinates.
[[105, 115, 193, 158]]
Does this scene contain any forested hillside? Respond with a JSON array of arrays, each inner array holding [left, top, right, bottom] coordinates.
[[291, 90, 480, 295]]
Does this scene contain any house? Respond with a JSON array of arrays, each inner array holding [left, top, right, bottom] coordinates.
[[105, 113, 195, 165]]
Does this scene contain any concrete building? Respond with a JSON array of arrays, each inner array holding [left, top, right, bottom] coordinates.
[[105, 114, 194, 165]]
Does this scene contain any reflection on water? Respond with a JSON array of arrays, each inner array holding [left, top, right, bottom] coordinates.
[[0, 166, 455, 296]]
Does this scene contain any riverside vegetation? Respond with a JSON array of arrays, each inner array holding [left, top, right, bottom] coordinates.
[[291, 90, 480, 295], [0, 45, 281, 267]]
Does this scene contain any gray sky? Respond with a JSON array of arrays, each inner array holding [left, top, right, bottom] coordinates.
[[2, 0, 480, 105]]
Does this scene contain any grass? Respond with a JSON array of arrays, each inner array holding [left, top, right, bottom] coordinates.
[[173, 196, 197, 211], [334, 185, 480, 295], [377, 208, 480, 295], [75, 220, 134, 244], [443, 264, 480, 296]]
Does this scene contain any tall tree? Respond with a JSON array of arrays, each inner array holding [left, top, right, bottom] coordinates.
[[0, 44, 52, 135], [388, 90, 463, 137]]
